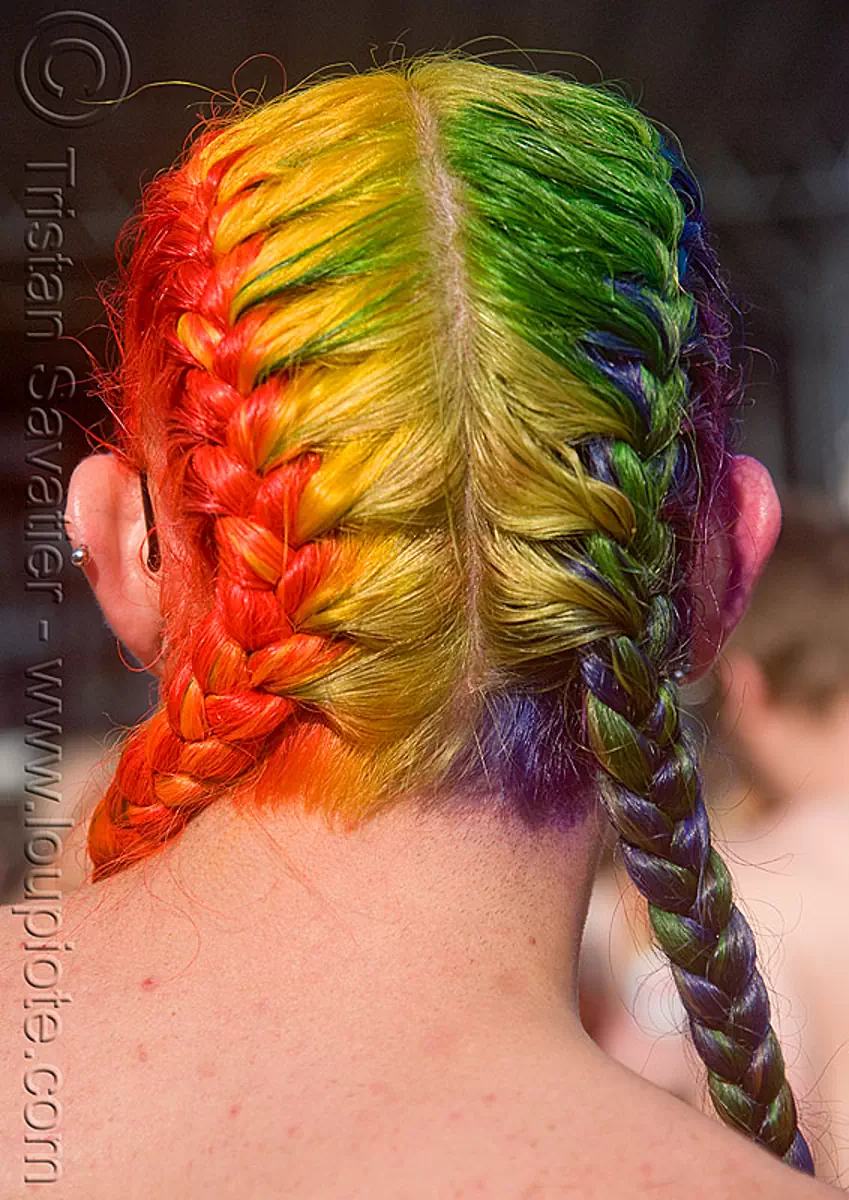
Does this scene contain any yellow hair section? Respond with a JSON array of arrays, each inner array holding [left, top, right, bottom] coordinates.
[[155, 57, 671, 817]]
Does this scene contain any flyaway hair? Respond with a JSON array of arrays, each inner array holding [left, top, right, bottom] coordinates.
[[88, 55, 814, 1174]]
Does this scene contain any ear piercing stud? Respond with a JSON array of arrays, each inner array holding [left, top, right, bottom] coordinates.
[[70, 545, 90, 568]]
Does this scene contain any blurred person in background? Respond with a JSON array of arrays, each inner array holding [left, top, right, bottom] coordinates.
[[581, 499, 849, 1186]]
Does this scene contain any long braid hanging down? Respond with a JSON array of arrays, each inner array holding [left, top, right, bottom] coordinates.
[[436, 74, 815, 1172], [577, 355, 815, 1167], [575, 167, 816, 1172], [87, 57, 814, 1172]]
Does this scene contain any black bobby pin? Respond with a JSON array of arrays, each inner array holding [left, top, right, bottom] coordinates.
[[140, 473, 161, 572]]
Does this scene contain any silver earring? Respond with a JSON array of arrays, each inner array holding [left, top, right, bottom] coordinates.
[[70, 545, 90, 568]]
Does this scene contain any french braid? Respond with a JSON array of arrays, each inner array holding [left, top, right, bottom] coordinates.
[[90, 78, 467, 876], [575, 166, 814, 1174], [87, 56, 814, 1172], [431, 71, 814, 1170]]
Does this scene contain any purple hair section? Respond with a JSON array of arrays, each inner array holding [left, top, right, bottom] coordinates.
[[447, 689, 595, 830], [659, 137, 742, 656], [659, 136, 739, 553]]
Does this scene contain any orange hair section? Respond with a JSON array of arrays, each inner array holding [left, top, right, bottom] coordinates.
[[88, 71, 468, 878]]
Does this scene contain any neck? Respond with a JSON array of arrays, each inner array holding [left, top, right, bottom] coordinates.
[[70, 793, 602, 1042]]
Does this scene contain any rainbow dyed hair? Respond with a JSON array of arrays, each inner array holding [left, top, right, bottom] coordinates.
[[89, 55, 813, 1172]]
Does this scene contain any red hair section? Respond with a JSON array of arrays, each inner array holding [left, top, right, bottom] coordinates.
[[88, 128, 353, 880]]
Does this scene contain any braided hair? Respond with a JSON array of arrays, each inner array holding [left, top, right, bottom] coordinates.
[[88, 55, 814, 1174]]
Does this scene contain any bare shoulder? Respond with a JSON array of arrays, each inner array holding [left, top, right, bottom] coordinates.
[[336, 1030, 840, 1199], [572, 1048, 838, 1200], [0, 898, 66, 1197]]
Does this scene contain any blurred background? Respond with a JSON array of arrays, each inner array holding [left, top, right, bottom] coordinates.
[[2, 0, 849, 1179]]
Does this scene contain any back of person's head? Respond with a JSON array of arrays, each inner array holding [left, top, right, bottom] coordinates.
[[77, 54, 813, 1172]]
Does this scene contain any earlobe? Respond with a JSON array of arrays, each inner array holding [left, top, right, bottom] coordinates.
[[66, 454, 165, 675]]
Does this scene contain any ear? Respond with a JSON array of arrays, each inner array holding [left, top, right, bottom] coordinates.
[[687, 455, 781, 681], [65, 453, 164, 674]]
